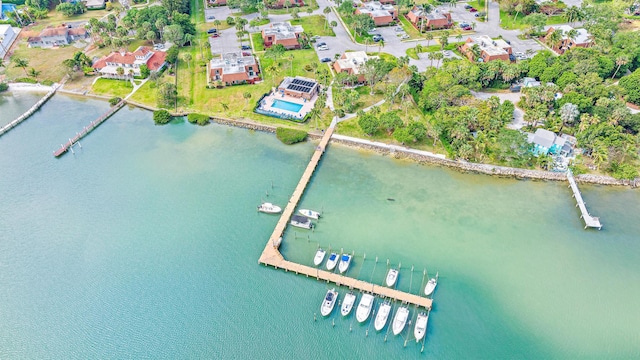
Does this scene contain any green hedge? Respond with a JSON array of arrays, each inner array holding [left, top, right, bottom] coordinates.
[[0, 83, 8, 92], [276, 127, 307, 145], [153, 110, 172, 125], [187, 113, 210, 126]]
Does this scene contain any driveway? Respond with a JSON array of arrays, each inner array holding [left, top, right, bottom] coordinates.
[[209, 27, 243, 55], [204, 5, 235, 23], [472, 90, 526, 129]]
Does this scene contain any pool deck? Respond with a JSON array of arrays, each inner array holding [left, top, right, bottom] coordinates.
[[258, 93, 316, 120]]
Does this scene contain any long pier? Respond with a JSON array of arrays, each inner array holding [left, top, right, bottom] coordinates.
[[53, 100, 125, 157], [567, 169, 602, 230], [259, 125, 432, 310], [0, 84, 59, 137]]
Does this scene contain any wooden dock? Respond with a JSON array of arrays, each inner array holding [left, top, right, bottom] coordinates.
[[258, 125, 433, 309], [53, 100, 125, 157], [567, 169, 602, 230], [0, 84, 59, 137]]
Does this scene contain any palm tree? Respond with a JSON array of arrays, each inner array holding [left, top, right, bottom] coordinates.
[[213, 19, 221, 30], [415, 43, 423, 55], [309, 107, 321, 129], [378, 39, 385, 55], [424, 33, 433, 48], [27, 67, 41, 82], [242, 92, 252, 110], [611, 55, 629, 79], [221, 102, 229, 112], [323, 7, 331, 29], [438, 32, 449, 50], [591, 141, 608, 170], [433, 51, 444, 68], [288, 54, 294, 76], [427, 52, 435, 67], [116, 66, 125, 78], [183, 53, 192, 69], [306, 7, 313, 15], [12, 57, 29, 75], [547, 30, 563, 51]]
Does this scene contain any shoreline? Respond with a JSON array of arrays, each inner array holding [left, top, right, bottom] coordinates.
[[6, 83, 54, 93], [46, 91, 639, 188]]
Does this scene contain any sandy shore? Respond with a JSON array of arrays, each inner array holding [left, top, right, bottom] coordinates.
[[7, 83, 55, 92]]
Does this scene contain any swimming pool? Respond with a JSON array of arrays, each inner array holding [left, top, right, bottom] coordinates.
[[271, 99, 303, 113], [1, 4, 17, 19]]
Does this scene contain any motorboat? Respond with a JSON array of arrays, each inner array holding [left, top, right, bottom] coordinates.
[[257, 202, 281, 214], [320, 288, 338, 316], [424, 272, 438, 296], [326, 253, 338, 271], [313, 248, 326, 266], [290, 215, 313, 230], [414, 311, 429, 342], [374, 301, 391, 331], [392, 306, 409, 335], [356, 294, 374, 323], [298, 209, 321, 220], [341, 292, 356, 317], [386, 268, 398, 287], [338, 254, 352, 274]]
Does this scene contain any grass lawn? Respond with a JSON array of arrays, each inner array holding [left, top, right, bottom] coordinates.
[[349, 85, 385, 112], [252, 33, 265, 52], [4, 43, 79, 83], [290, 15, 335, 37], [268, 0, 319, 15], [90, 78, 134, 98], [398, 15, 422, 39], [27, 7, 112, 32], [406, 47, 418, 59], [500, 10, 566, 30], [128, 79, 158, 105]]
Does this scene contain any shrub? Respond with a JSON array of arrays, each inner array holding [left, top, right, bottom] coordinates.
[[153, 109, 172, 125], [187, 113, 210, 126], [276, 127, 307, 145], [0, 83, 8, 92], [41, 80, 54, 86], [14, 77, 37, 84], [109, 97, 122, 106]]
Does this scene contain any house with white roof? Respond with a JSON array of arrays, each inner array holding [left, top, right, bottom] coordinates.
[[460, 35, 512, 63], [544, 25, 592, 54], [333, 51, 379, 84], [0, 24, 19, 59]]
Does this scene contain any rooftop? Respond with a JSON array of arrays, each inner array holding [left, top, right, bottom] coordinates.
[[263, 22, 304, 41], [547, 25, 591, 45], [336, 51, 379, 75], [279, 76, 319, 94], [210, 52, 257, 74], [467, 35, 511, 56]]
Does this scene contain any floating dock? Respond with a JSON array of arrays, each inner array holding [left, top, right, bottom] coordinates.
[[258, 125, 432, 309], [567, 169, 602, 230], [0, 84, 59, 137], [53, 100, 125, 157]]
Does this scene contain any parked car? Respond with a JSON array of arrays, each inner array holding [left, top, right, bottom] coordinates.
[[207, 15, 215, 20], [395, 26, 403, 32], [462, 26, 472, 31], [210, 33, 220, 38], [320, 57, 332, 63], [469, 8, 477, 12], [367, 29, 379, 35], [241, 45, 251, 50], [459, 23, 469, 28], [318, 45, 329, 51], [509, 54, 516, 61], [474, 13, 481, 17], [311, 35, 321, 40], [316, 42, 326, 47], [510, 83, 522, 92], [400, 34, 410, 40], [464, 4, 472, 9], [207, 28, 217, 34], [373, 35, 384, 42]]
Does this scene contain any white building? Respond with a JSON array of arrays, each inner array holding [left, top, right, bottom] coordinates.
[[0, 24, 19, 59]]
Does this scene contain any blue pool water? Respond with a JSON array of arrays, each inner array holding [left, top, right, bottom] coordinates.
[[272, 99, 303, 112], [1, 4, 17, 18]]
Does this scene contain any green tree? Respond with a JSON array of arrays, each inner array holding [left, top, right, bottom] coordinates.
[[242, 91, 252, 109], [265, 43, 286, 62], [163, 24, 184, 46], [165, 46, 180, 65], [361, 58, 393, 95], [379, 112, 402, 134], [358, 113, 380, 135], [157, 82, 177, 108], [27, 67, 41, 81], [12, 57, 29, 75], [619, 69, 640, 105], [153, 109, 173, 125], [522, 13, 547, 35]]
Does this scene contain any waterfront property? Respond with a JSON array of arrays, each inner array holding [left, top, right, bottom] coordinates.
[[255, 76, 318, 121], [527, 128, 571, 156], [460, 35, 512, 62], [405, 6, 453, 31], [355, 2, 398, 27], [261, 22, 304, 49], [27, 25, 89, 48], [265, 0, 305, 9], [92, 46, 167, 79], [209, 52, 260, 86], [333, 51, 379, 84], [84, 0, 106, 9], [0, 24, 19, 59], [544, 25, 592, 55]]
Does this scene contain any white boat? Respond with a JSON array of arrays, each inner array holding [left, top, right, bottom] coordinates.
[[257, 202, 281, 214], [386, 268, 398, 287], [414, 311, 429, 342], [290, 214, 313, 230], [298, 209, 321, 220], [356, 294, 374, 323], [338, 254, 352, 274], [313, 248, 326, 266], [341, 292, 356, 317], [374, 301, 391, 331], [392, 306, 409, 335], [326, 253, 338, 271], [320, 288, 338, 316], [424, 272, 438, 296]]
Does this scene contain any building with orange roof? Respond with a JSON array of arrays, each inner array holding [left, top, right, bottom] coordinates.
[[92, 46, 167, 79], [261, 22, 304, 49], [209, 52, 261, 86]]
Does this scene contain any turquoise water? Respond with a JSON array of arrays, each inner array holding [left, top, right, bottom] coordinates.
[[1, 94, 639, 358], [0, 91, 46, 127], [272, 99, 303, 112]]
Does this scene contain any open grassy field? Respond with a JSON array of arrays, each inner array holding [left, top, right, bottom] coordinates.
[[25, 7, 113, 32], [90, 78, 134, 98], [4, 42, 80, 83], [398, 14, 422, 39], [290, 15, 335, 37], [500, 11, 567, 30], [252, 33, 265, 52], [268, 0, 319, 15]]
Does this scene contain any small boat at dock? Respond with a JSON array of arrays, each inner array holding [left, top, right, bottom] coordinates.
[[257, 202, 281, 214], [341, 292, 356, 317], [374, 301, 391, 331], [392, 306, 409, 335], [338, 254, 352, 274], [298, 209, 321, 220], [386, 268, 398, 287], [313, 248, 326, 266], [326, 253, 338, 271], [356, 294, 374, 323], [290, 214, 313, 230], [320, 288, 338, 316], [414, 311, 429, 342], [424, 272, 438, 296]]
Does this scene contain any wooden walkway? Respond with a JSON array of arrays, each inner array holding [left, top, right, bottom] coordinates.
[[0, 84, 59, 137], [567, 169, 602, 230], [258, 125, 433, 309], [53, 100, 125, 157]]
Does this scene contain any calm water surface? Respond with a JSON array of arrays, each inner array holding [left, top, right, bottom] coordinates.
[[0, 94, 639, 359], [0, 91, 47, 127]]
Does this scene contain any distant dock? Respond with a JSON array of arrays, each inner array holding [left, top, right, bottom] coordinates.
[[53, 100, 125, 157], [258, 125, 432, 309], [0, 84, 59, 137], [567, 170, 602, 230]]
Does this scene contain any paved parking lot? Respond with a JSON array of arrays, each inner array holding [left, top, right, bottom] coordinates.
[[204, 5, 234, 23]]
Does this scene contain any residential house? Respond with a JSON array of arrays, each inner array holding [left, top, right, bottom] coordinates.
[[277, 76, 319, 100], [207, 0, 226, 6], [27, 25, 89, 48], [405, 6, 452, 31], [460, 35, 512, 62], [0, 24, 19, 59], [209, 51, 260, 86], [522, 77, 541, 88], [333, 51, 379, 84], [261, 22, 304, 49], [544, 25, 592, 55], [84, 0, 105, 9], [92, 46, 167, 79], [355, 1, 397, 26], [527, 128, 568, 156], [265, 0, 304, 9]]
